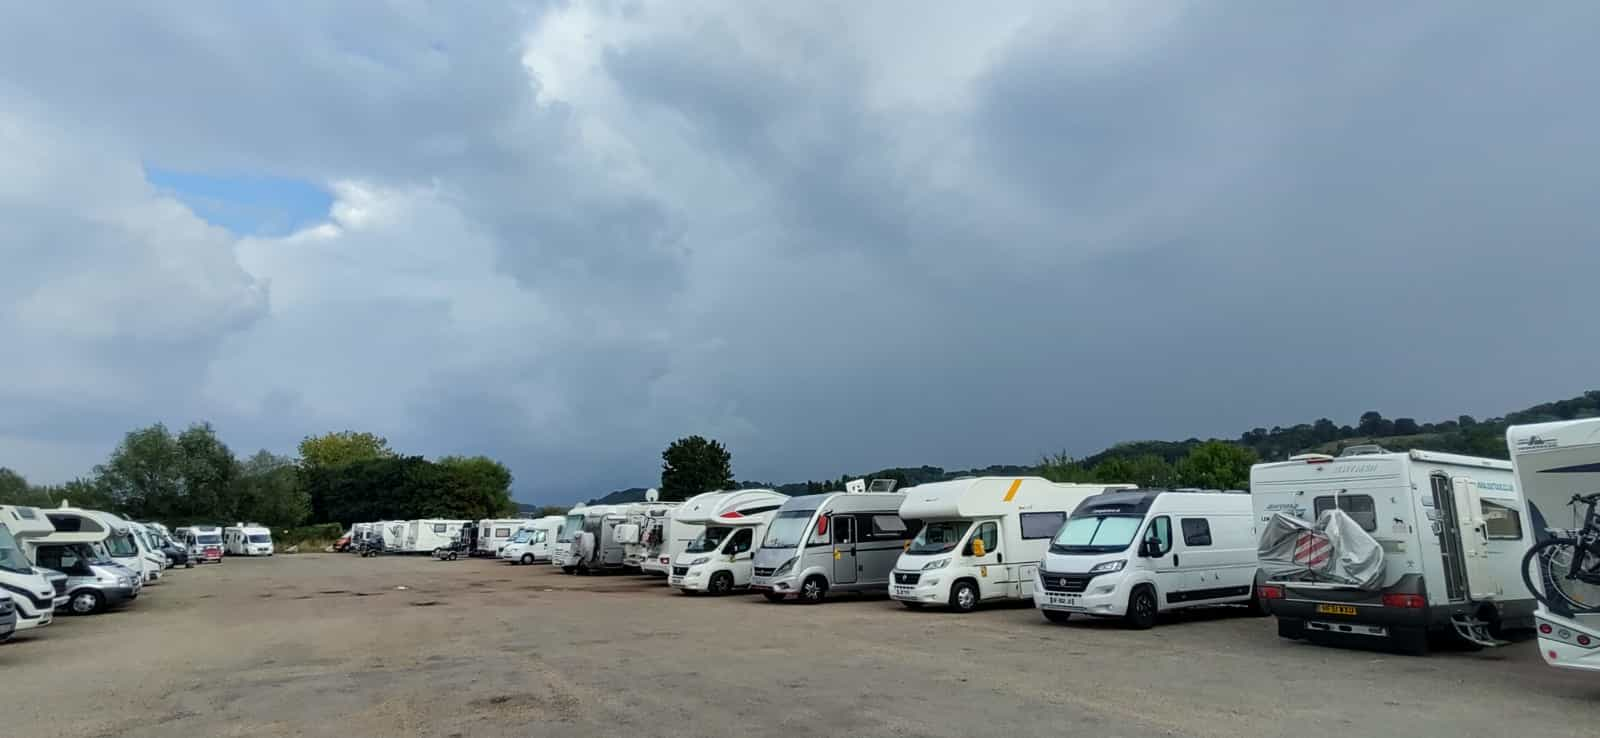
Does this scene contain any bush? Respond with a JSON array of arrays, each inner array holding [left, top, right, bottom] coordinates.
[[274, 522, 345, 552]]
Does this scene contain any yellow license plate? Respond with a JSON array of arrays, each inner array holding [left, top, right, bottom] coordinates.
[[1316, 604, 1357, 616]]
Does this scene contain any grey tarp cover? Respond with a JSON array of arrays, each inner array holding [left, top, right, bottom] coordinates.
[[1257, 509, 1385, 590]]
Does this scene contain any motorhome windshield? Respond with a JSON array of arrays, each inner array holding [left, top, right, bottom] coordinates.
[[761, 510, 815, 549], [907, 520, 973, 555], [559, 515, 584, 542], [106, 532, 138, 557], [686, 526, 732, 554], [197, 534, 221, 545], [509, 529, 533, 544], [0, 526, 32, 574], [1051, 515, 1143, 554], [248, 534, 271, 543]]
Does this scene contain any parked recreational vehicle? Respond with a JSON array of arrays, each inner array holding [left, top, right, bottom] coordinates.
[[668, 489, 788, 594], [1034, 490, 1260, 627], [645, 491, 722, 578], [31, 540, 142, 614], [500, 516, 564, 565], [46, 506, 162, 584], [0, 505, 64, 634], [890, 477, 1130, 612], [183, 525, 225, 564], [559, 506, 630, 574], [403, 520, 468, 554], [549, 505, 583, 568], [751, 481, 919, 603], [1507, 419, 1600, 672], [224, 524, 275, 556], [617, 495, 679, 570], [474, 519, 527, 558], [1252, 448, 1534, 654]]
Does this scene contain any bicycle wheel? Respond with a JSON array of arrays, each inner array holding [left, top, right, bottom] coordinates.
[[1524, 538, 1600, 614]]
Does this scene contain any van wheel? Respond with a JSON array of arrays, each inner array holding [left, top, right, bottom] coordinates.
[[520, 554, 534, 566], [949, 581, 979, 613], [800, 576, 828, 604], [70, 591, 104, 615], [708, 571, 735, 595], [1124, 586, 1157, 629], [1043, 609, 1073, 624], [763, 592, 787, 603], [1246, 586, 1268, 617]]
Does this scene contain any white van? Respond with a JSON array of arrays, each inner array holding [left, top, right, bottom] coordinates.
[[500, 516, 564, 565], [474, 519, 528, 558], [1035, 489, 1261, 628], [751, 482, 918, 603], [615, 495, 679, 571], [1507, 419, 1600, 672], [890, 477, 1132, 612], [669, 489, 788, 595], [46, 506, 163, 584], [0, 505, 65, 634], [223, 524, 275, 556]]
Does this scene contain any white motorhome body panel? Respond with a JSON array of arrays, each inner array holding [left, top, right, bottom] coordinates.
[[475, 519, 527, 556], [750, 491, 916, 599], [405, 520, 468, 553], [0, 505, 61, 630], [1507, 419, 1600, 672], [669, 490, 788, 592]]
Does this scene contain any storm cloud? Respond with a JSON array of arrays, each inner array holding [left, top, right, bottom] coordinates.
[[2, 1, 1595, 503]]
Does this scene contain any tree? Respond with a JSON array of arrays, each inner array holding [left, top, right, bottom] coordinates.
[[1037, 452, 1093, 483], [659, 436, 734, 501], [1094, 454, 1177, 488], [297, 431, 393, 469], [94, 423, 185, 519], [436, 455, 516, 519], [1175, 442, 1258, 490], [233, 451, 310, 527], [1392, 417, 1420, 436], [0, 467, 29, 504], [176, 422, 239, 521]]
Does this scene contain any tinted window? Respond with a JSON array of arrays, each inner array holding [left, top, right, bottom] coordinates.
[[863, 515, 909, 541], [1144, 517, 1172, 556], [1019, 511, 1066, 540], [727, 528, 754, 554], [495, 528, 511, 538], [1180, 518, 1212, 546], [1313, 495, 1376, 532], [1482, 500, 1523, 540], [969, 521, 998, 555], [833, 518, 856, 545], [433, 524, 447, 533]]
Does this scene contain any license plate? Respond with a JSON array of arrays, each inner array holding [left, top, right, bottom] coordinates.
[[1044, 593, 1081, 609], [892, 586, 913, 598], [751, 584, 769, 591], [669, 576, 684, 586], [1316, 604, 1358, 616]]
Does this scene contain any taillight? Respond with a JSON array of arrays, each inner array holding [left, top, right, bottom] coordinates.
[[1578, 635, 1593, 647], [719, 511, 744, 519], [1381, 593, 1425, 609], [1257, 585, 1285, 600], [1540, 623, 1554, 635]]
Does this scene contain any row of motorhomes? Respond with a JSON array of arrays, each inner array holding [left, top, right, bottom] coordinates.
[[0, 504, 274, 641]]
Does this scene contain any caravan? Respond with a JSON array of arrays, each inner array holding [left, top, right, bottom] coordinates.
[[500, 516, 564, 565], [403, 520, 469, 554], [1251, 448, 1534, 654], [1035, 490, 1261, 628], [751, 480, 919, 603], [223, 524, 275, 556], [0, 505, 66, 634], [474, 519, 528, 558], [558, 506, 629, 574], [1507, 419, 1600, 672], [668, 489, 788, 594], [890, 477, 1130, 612]]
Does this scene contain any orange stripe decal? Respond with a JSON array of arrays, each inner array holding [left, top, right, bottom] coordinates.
[[1003, 478, 1023, 502]]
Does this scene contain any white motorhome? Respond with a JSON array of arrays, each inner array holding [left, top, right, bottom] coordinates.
[[548, 506, 583, 567], [223, 524, 275, 556], [890, 477, 1131, 612], [1252, 448, 1534, 654], [668, 489, 789, 594], [645, 491, 723, 578], [183, 525, 225, 563], [474, 519, 528, 558], [1507, 419, 1600, 672], [751, 480, 919, 603], [1035, 489, 1261, 628], [43, 505, 162, 585], [499, 516, 564, 565], [403, 520, 468, 554], [616, 494, 680, 571], [0, 505, 65, 633], [558, 505, 630, 574]]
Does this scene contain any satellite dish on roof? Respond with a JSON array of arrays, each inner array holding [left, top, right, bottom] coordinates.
[[645, 488, 660, 502]]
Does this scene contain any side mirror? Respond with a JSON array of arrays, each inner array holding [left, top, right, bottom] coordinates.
[[1139, 540, 1158, 558]]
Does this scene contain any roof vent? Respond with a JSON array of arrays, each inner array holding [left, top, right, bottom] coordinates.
[[1338, 445, 1388, 457]]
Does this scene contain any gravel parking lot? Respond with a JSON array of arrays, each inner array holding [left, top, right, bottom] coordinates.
[[4, 554, 1596, 738]]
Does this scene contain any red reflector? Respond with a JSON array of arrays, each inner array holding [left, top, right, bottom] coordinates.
[[1258, 585, 1285, 600], [1579, 635, 1593, 646], [1540, 624, 1554, 635], [1381, 593, 1425, 609], [1549, 650, 1559, 660], [719, 511, 744, 519]]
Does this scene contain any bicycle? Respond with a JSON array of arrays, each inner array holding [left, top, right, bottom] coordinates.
[[1521, 492, 1600, 615]]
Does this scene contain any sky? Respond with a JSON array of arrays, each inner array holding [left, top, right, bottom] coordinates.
[[2, 2, 1597, 505]]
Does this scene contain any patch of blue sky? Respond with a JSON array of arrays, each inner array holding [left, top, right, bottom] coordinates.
[[144, 166, 333, 237]]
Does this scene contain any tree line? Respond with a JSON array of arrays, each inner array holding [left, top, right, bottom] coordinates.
[[0, 425, 516, 528]]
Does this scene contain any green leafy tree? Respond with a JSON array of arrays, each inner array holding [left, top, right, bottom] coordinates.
[[0, 467, 30, 504], [659, 435, 735, 501], [1037, 452, 1093, 483], [233, 450, 310, 527], [1093, 454, 1177, 488], [297, 431, 394, 469], [176, 422, 239, 521], [436, 455, 516, 519], [94, 423, 186, 519], [1175, 442, 1258, 490]]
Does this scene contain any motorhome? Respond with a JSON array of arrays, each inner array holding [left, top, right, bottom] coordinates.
[[0, 505, 65, 634], [130, 522, 172, 570], [183, 525, 225, 564], [751, 480, 920, 603], [224, 524, 275, 556], [1035, 490, 1261, 628], [402, 520, 468, 554], [890, 477, 1131, 612], [474, 519, 528, 558], [499, 516, 564, 565], [668, 489, 788, 594], [32, 540, 142, 614], [558, 505, 631, 574], [1507, 419, 1600, 672], [549, 505, 582, 567], [645, 491, 723, 578], [46, 506, 163, 584], [616, 494, 680, 571], [1251, 448, 1534, 654]]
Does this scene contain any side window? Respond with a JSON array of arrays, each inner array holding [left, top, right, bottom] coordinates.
[[1481, 500, 1523, 540], [863, 515, 909, 541], [1144, 517, 1172, 556], [834, 517, 856, 545], [433, 524, 447, 534], [1313, 495, 1377, 532], [1019, 512, 1067, 540], [728, 528, 754, 554], [970, 521, 999, 555], [495, 528, 511, 538], [1180, 518, 1212, 547], [534, 531, 546, 544], [37, 547, 62, 569]]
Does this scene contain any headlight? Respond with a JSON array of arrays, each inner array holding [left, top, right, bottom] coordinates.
[[1089, 560, 1126, 574], [689, 557, 710, 566], [773, 558, 796, 576], [921, 558, 950, 571], [118, 576, 132, 586]]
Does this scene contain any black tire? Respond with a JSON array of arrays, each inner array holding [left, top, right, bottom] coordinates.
[[69, 590, 104, 615], [949, 580, 979, 613], [1042, 609, 1073, 624], [799, 576, 828, 604], [1125, 586, 1157, 629], [1245, 586, 1268, 617], [762, 592, 787, 603], [521, 554, 534, 566], [708, 571, 735, 596], [1277, 617, 1304, 640]]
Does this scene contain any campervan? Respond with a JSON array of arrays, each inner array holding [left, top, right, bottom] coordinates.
[[500, 516, 564, 565], [751, 480, 920, 603], [46, 506, 163, 584], [1507, 419, 1600, 672], [0, 505, 64, 633], [616, 495, 679, 571], [224, 524, 275, 556], [474, 519, 528, 558], [403, 520, 468, 554], [668, 489, 788, 594], [644, 491, 722, 577], [1251, 448, 1534, 654], [1035, 490, 1261, 627], [890, 477, 1130, 612], [183, 525, 225, 563], [549, 506, 582, 567], [558, 506, 630, 574], [30, 540, 141, 614]]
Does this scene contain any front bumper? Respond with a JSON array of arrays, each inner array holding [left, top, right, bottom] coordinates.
[[888, 571, 950, 603], [640, 557, 671, 575], [1034, 571, 1128, 616], [101, 584, 140, 607], [670, 566, 708, 590], [14, 607, 53, 631]]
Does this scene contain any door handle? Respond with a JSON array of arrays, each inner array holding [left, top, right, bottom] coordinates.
[[1173, 554, 1180, 567], [997, 553, 1004, 564]]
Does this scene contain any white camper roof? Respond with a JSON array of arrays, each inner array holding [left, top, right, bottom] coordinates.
[[674, 489, 788, 526], [777, 491, 905, 516], [1509, 418, 1600, 529], [0, 505, 56, 541], [897, 477, 1122, 520]]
